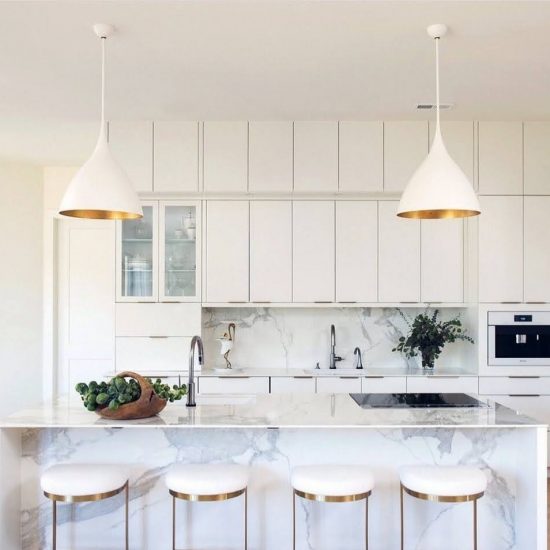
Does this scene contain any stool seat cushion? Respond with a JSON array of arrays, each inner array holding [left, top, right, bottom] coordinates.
[[291, 465, 375, 497], [400, 465, 487, 497], [166, 464, 249, 496], [41, 464, 128, 497]]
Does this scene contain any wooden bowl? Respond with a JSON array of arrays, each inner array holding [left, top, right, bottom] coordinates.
[[95, 371, 167, 420]]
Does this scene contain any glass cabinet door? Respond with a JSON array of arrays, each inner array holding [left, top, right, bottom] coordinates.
[[159, 201, 201, 302]]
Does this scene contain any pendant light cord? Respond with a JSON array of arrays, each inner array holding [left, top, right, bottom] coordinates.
[[435, 36, 440, 132], [101, 36, 106, 125]]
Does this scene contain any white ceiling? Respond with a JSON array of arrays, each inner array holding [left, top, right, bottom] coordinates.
[[2, 0, 550, 165]]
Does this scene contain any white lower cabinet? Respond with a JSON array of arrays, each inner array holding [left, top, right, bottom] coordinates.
[[116, 337, 191, 373], [270, 377, 316, 394], [198, 377, 270, 394], [478, 376, 550, 395], [316, 377, 362, 393], [361, 376, 407, 393], [406, 376, 478, 394]]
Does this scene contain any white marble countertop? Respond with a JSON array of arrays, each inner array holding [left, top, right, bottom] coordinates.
[[0, 393, 544, 429]]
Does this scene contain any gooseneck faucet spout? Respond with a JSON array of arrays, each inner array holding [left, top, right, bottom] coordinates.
[[187, 336, 204, 407], [354, 347, 363, 369], [329, 324, 343, 369]]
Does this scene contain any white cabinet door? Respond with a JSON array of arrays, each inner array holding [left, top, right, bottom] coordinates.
[[406, 376, 478, 394], [421, 218, 464, 303], [383, 121, 429, 192], [338, 121, 383, 192], [292, 201, 335, 302], [525, 196, 550, 302], [108, 121, 153, 192], [250, 201, 292, 302], [316, 377, 362, 393], [270, 377, 316, 394], [478, 122, 523, 194], [294, 122, 338, 192], [478, 376, 550, 395], [524, 122, 550, 194], [361, 377, 407, 393], [478, 196, 523, 303], [153, 121, 199, 192], [116, 337, 191, 372], [198, 377, 270, 394], [249, 122, 293, 192], [203, 122, 248, 192], [206, 201, 249, 302], [335, 201, 377, 302], [378, 201, 420, 303]]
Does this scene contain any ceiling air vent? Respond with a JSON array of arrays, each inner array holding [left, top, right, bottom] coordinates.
[[416, 103, 453, 110]]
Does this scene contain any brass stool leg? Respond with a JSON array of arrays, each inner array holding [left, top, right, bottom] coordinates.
[[172, 495, 176, 550], [52, 500, 57, 550], [292, 490, 296, 550], [365, 496, 369, 550], [125, 482, 129, 550], [473, 498, 478, 550], [400, 484, 404, 550], [244, 488, 248, 550]]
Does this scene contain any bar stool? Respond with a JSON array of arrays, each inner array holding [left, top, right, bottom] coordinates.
[[291, 465, 375, 550], [399, 465, 487, 550], [41, 464, 129, 550], [165, 463, 249, 550]]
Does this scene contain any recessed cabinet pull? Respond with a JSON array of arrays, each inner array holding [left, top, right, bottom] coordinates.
[[226, 376, 251, 379], [293, 376, 313, 379], [314, 301, 332, 304], [366, 376, 384, 379], [340, 376, 359, 379], [508, 376, 540, 379], [149, 336, 168, 339], [228, 301, 246, 304], [508, 394, 541, 397], [428, 375, 458, 379], [338, 301, 357, 304]]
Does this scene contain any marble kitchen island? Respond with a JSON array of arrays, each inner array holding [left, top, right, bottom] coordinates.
[[0, 393, 546, 550]]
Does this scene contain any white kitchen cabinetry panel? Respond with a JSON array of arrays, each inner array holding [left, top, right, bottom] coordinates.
[[406, 376, 478, 394], [116, 337, 191, 373], [524, 122, 550, 194], [250, 201, 292, 302], [338, 121, 383, 192], [524, 196, 550, 302], [421, 218, 464, 303], [292, 201, 335, 303], [108, 121, 153, 192], [293, 122, 338, 192], [198, 377, 270, 394], [115, 303, 201, 337], [478, 376, 550, 395], [249, 122, 293, 192], [361, 377, 407, 393], [270, 377, 316, 394], [316, 377, 362, 393], [378, 201, 420, 303], [478, 196, 523, 303], [203, 122, 248, 192], [383, 121, 428, 192], [206, 201, 249, 302], [153, 121, 199, 192], [335, 201, 377, 302], [478, 122, 523, 194]]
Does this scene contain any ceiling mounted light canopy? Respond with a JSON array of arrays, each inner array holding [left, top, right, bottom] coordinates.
[[59, 24, 142, 220], [397, 24, 480, 220]]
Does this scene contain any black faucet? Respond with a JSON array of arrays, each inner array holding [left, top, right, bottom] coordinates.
[[329, 324, 343, 369], [354, 347, 364, 369]]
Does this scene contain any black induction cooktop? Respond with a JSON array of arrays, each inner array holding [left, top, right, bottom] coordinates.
[[350, 393, 488, 409]]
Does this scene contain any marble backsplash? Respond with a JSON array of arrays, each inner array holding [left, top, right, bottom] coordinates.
[[202, 307, 478, 371]]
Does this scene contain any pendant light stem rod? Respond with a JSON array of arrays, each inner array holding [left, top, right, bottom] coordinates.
[[435, 36, 440, 132], [101, 37, 106, 125]]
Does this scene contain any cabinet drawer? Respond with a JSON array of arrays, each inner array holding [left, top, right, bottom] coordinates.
[[198, 377, 270, 394], [116, 303, 201, 336], [116, 337, 191, 372], [316, 377, 362, 393], [361, 377, 407, 394], [406, 376, 478, 394], [270, 376, 316, 394], [478, 376, 550, 395]]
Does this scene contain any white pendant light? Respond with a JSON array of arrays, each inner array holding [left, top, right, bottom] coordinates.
[[59, 24, 142, 220], [397, 24, 480, 219]]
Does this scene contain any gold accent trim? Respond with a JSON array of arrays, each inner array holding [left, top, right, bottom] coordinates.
[[169, 487, 246, 502], [402, 484, 484, 503], [294, 488, 372, 503], [59, 209, 143, 220], [397, 209, 481, 220], [44, 482, 127, 503]]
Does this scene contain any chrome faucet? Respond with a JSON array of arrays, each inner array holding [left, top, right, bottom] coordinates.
[[354, 347, 364, 369], [329, 324, 343, 369], [187, 335, 204, 407]]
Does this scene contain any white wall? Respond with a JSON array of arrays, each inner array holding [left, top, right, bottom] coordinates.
[[0, 162, 43, 416]]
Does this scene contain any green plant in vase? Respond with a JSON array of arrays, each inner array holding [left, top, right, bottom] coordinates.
[[392, 308, 474, 369]]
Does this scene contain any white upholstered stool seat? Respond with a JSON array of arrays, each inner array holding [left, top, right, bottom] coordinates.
[[291, 465, 375, 498]]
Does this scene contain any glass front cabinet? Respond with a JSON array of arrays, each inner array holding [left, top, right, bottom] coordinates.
[[116, 200, 201, 302]]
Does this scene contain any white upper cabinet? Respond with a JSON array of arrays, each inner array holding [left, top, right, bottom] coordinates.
[[338, 122, 383, 192], [108, 121, 153, 193], [249, 122, 293, 192], [206, 201, 249, 302], [524, 122, 550, 195], [203, 122, 248, 192], [383, 121, 429, 192], [250, 201, 292, 302], [378, 201, 420, 302], [293, 201, 335, 302], [153, 122, 199, 192], [478, 122, 523, 194], [524, 196, 550, 302], [478, 195, 523, 302], [293, 122, 338, 192], [421, 219, 464, 303], [335, 201, 378, 302]]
